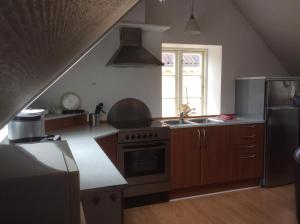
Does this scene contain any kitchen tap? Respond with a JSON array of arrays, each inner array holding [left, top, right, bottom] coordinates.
[[180, 112, 184, 121], [180, 103, 195, 118]]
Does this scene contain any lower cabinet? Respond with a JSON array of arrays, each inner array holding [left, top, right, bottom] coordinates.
[[170, 123, 264, 191], [201, 126, 232, 185], [80, 188, 122, 224], [96, 134, 118, 166], [232, 144, 263, 181], [171, 128, 201, 190], [230, 124, 264, 181]]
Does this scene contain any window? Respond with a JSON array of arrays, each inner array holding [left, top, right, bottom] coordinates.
[[162, 47, 207, 117], [0, 125, 8, 142]]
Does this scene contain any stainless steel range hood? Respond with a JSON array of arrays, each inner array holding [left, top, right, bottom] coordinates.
[[107, 28, 163, 67]]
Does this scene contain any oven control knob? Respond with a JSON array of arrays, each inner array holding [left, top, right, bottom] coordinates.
[[143, 134, 147, 139], [137, 134, 141, 139], [149, 133, 153, 138], [131, 135, 136, 140], [154, 133, 158, 138], [125, 135, 130, 140]]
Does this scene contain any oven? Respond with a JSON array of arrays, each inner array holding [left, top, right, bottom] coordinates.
[[118, 140, 169, 186], [107, 98, 170, 198]]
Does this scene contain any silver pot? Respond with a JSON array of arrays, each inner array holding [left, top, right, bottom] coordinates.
[[8, 109, 47, 143]]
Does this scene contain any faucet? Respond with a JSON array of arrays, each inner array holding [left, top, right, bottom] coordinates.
[[180, 112, 184, 121]]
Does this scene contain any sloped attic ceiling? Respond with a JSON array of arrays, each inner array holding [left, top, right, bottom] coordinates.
[[232, 0, 300, 74], [0, 0, 140, 129]]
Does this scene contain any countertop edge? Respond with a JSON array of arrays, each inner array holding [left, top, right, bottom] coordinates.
[[166, 119, 265, 129], [49, 124, 127, 191]]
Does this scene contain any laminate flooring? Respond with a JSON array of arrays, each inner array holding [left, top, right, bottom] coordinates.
[[124, 185, 297, 224]]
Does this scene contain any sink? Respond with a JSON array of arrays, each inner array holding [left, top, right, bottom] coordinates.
[[163, 119, 190, 125], [188, 118, 209, 123], [188, 118, 224, 124]]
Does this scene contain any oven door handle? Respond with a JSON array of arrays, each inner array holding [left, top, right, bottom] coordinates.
[[121, 142, 167, 150]]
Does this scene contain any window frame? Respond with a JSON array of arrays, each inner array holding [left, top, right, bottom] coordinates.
[[162, 47, 208, 117]]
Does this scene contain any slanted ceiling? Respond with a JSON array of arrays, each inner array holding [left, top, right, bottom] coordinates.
[[232, 0, 300, 74], [0, 0, 140, 129]]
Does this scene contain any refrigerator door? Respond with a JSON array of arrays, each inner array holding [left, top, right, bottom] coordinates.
[[266, 80, 300, 107], [263, 106, 299, 186]]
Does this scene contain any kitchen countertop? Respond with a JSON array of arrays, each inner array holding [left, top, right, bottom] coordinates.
[[0, 117, 264, 192], [49, 123, 125, 191], [53, 117, 264, 190], [162, 117, 265, 129]]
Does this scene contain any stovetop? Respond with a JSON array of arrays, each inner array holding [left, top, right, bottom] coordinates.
[[109, 120, 170, 144], [109, 120, 168, 131]]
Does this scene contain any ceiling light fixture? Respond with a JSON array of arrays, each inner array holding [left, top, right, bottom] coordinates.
[[184, 0, 200, 35]]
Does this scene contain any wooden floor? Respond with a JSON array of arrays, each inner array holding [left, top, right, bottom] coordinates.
[[124, 185, 298, 224]]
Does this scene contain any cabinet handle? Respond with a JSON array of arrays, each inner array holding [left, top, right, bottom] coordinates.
[[197, 129, 201, 150], [202, 128, 207, 149], [240, 145, 256, 149], [242, 135, 256, 138], [241, 125, 256, 128], [240, 154, 256, 159]]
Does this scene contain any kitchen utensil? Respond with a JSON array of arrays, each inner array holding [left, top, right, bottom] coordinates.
[[88, 114, 100, 127]]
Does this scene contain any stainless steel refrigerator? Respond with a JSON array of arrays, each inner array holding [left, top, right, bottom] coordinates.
[[235, 76, 300, 187]]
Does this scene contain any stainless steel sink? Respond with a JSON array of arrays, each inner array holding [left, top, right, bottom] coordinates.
[[188, 118, 209, 123], [163, 119, 190, 125], [188, 118, 224, 124]]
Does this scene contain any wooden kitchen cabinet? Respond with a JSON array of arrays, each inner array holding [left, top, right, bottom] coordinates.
[[170, 123, 265, 192], [171, 126, 232, 189], [230, 124, 264, 181], [170, 128, 201, 190], [96, 134, 118, 166], [201, 126, 232, 185]]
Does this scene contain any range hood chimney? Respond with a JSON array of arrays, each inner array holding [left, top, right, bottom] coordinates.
[[107, 27, 163, 67]]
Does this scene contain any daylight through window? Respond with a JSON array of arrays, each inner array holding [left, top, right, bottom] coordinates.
[[162, 47, 207, 117]]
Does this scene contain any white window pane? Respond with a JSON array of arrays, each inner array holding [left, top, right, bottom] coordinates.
[[162, 76, 176, 98], [182, 53, 202, 76], [162, 99, 176, 117], [182, 76, 202, 98], [162, 52, 176, 76], [162, 66, 176, 76], [182, 98, 202, 116]]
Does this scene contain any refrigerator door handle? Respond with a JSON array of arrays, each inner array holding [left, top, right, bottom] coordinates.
[[266, 106, 299, 110]]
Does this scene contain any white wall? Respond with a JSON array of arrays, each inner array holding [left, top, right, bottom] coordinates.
[[35, 0, 287, 117], [145, 0, 288, 114]]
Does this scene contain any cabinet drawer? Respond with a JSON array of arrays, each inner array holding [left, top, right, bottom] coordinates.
[[232, 144, 263, 181], [236, 144, 259, 152], [230, 124, 264, 144]]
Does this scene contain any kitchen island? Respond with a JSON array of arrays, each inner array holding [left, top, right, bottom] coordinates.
[[48, 124, 125, 224]]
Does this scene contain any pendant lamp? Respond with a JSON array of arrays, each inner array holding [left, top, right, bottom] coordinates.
[[184, 0, 200, 35]]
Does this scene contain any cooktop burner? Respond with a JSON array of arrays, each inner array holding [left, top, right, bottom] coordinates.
[[110, 120, 167, 130]]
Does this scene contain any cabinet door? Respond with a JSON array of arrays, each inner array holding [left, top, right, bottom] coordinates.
[[201, 126, 232, 185], [96, 134, 118, 166], [81, 189, 122, 224], [171, 128, 201, 190]]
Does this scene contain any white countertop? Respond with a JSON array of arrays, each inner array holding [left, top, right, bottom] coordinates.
[[49, 124, 126, 191], [162, 117, 265, 129], [0, 117, 264, 192]]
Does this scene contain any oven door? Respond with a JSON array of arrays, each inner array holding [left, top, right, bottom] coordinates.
[[118, 141, 169, 185]]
